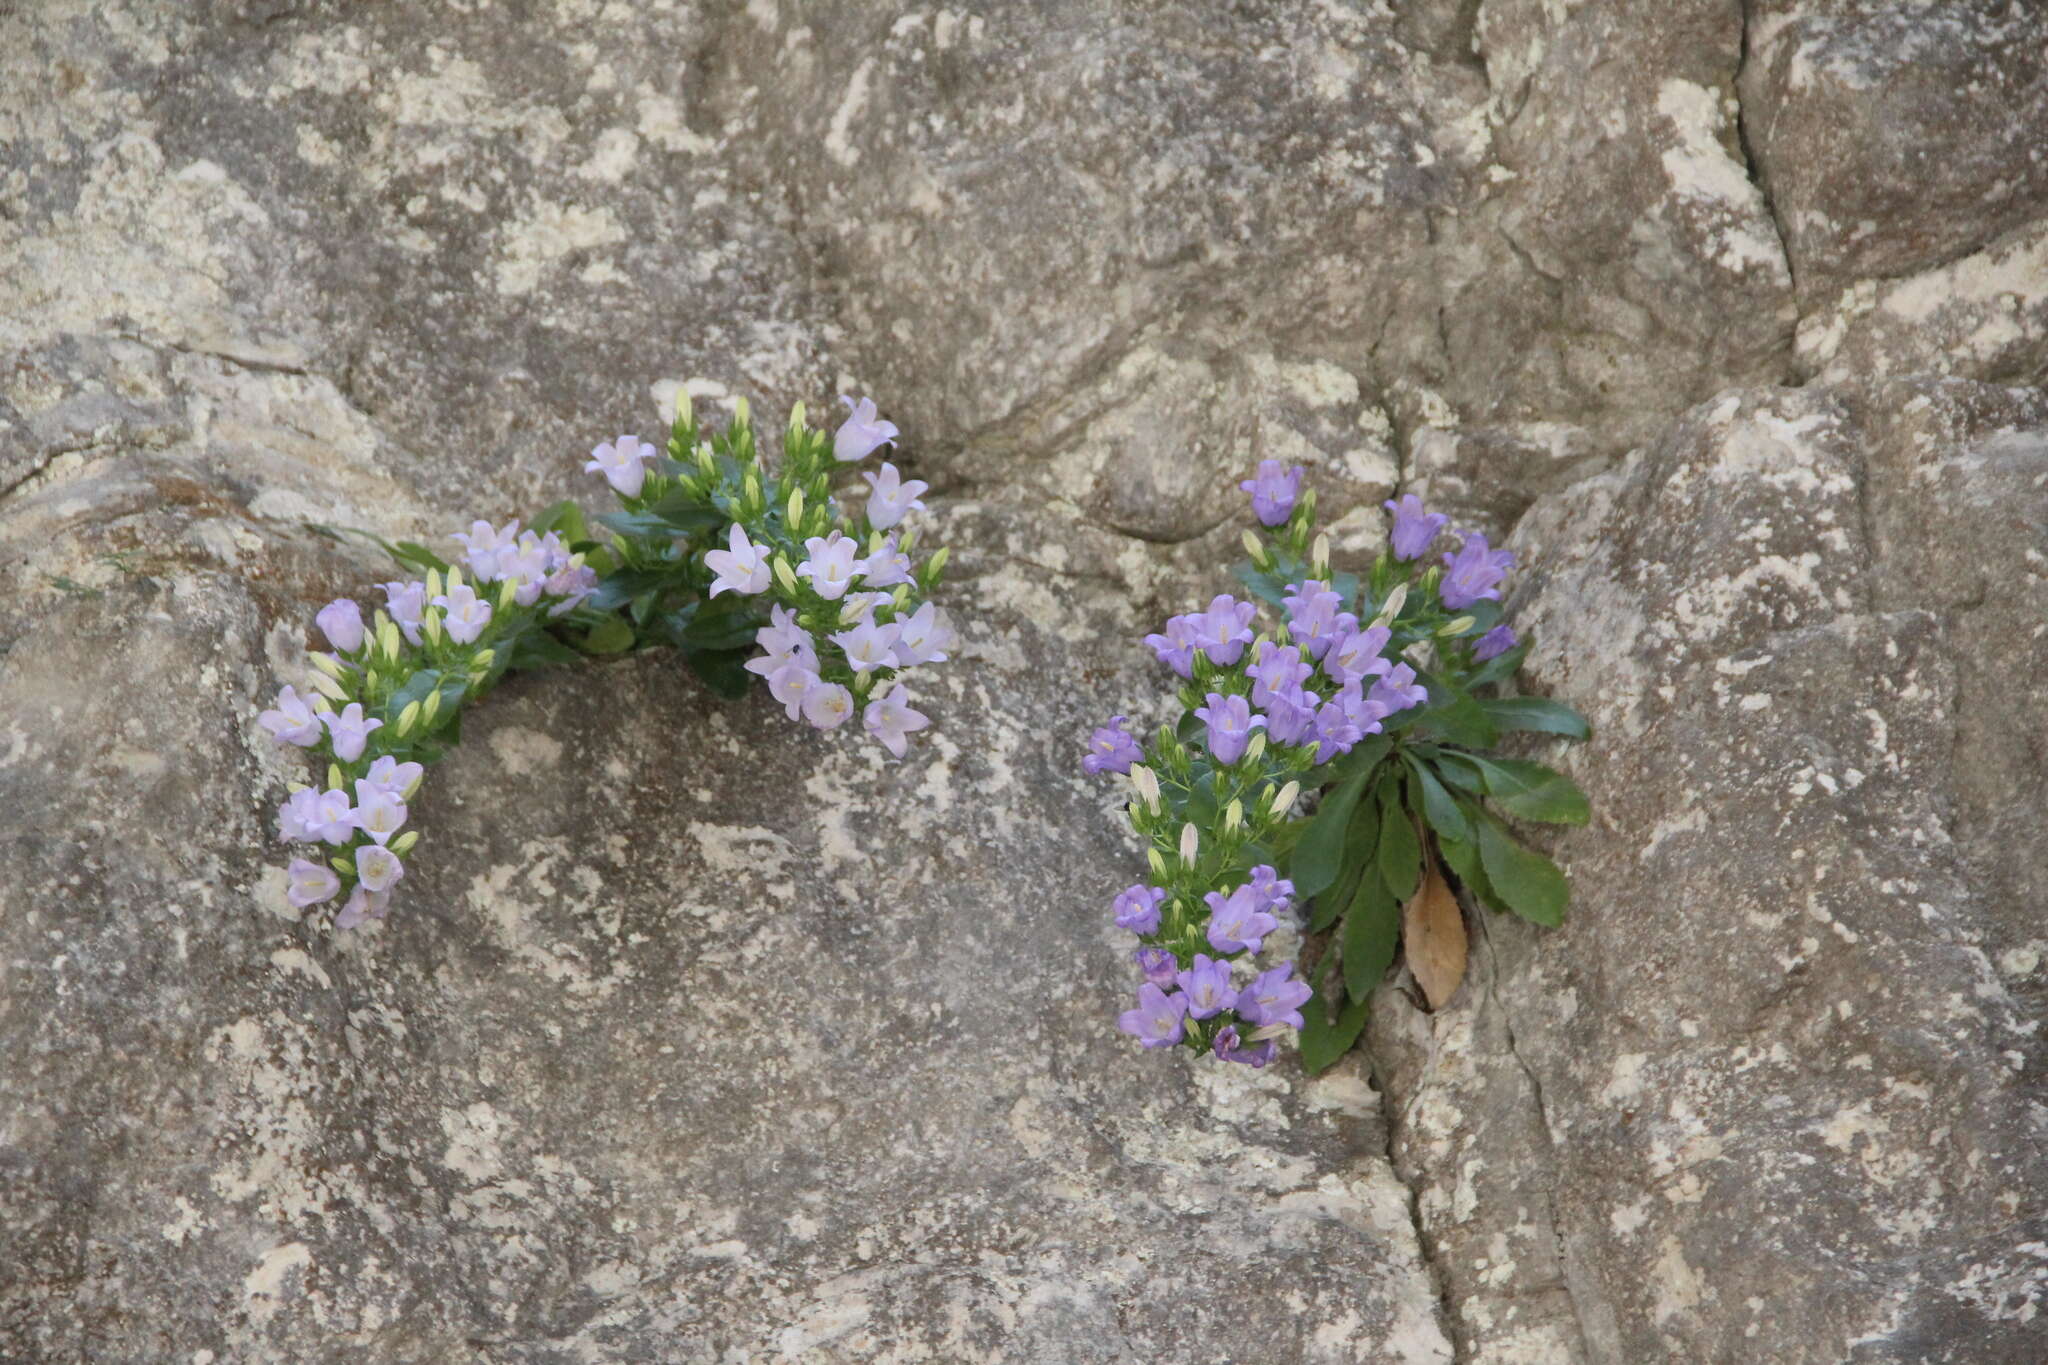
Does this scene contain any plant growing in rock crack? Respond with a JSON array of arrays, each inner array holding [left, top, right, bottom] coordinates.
[[257, 392, 954, 928], [1082, 462, 1590, 1072]]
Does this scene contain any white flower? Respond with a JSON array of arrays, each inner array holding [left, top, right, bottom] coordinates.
[[705, 523, 772, 597], [863, 686, 929, 757], [583, 434, 655, 497]]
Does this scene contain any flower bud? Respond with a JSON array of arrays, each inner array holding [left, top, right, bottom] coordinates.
[[1242, 731, 1267, 765], [1438, 615, 1475, 636], [424, 609, 444, 646], [923, 546, 950, 580], [743, 470, 763, 515], [1179, 823, 1199, 866], [471, 648, 495, 675], [1270, 780, 1301, 816], [420, 688, 441, 726], [395, 700, 420, 738], [1242, 528, 1271, 568], [734, 395, 750, 429], [390, 830, 420, 855], [330, 854, 354, 877], [425, 568, 443, 599], [309, 652, 347, 679], [327, 764, 345, 791], [310, 670, 351, 702], [1130, 764, 1162, 811], [1223, 799, 1244, 831], [496, 577, 518, 613], [899, 528, 919, 555], [1147, 847, 1168, 880], [674, 387, 694, 426], [310, 694, 333, 715], [696, 443, 717, 480], [1311, 532, 1331, 578], [1372, 583, 1409, 628], [446, 564, 464, 590], [787, 486, 806, 527], [378, 617, 402, 662], [788, 400, 806, 433], [773, 555, 800, 594]]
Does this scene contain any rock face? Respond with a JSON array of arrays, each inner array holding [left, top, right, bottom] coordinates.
[[2, 0, 2045, 1362]]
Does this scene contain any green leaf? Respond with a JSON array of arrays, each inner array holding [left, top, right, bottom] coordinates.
[[1481, 695, 1591, 741], [1405, 755, 1472, 845], [1298, 986, 1372, 1075], [1437, 816, 1507, 913], [1376, 777, 1421, 901], [1311, 796, 1382, 933], [1463, 755, 1591, 826], [1467, 639, 1531, 688], [683, 646, 754, 700], [506, 628, 582, 671], [583, 569, 671, 615], [641, 489, 725, 535], [1290, 766, 1374, 900], [596, 509, 682, 542], [1476, 813, 1569, 926], [1342, 874, 1400, 1000], [1414, 674, 1500, 748], [1435, 753, 1486, 794], [383, 668, 441, 726], [524, 500, 587, 542], [583, 617, 635, 654]]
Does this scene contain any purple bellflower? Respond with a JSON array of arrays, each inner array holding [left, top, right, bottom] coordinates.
[[834, 396, 900, 463], [1473, 624, 1518, 662], [1194, 691, 1262, 765], [585, 435, 654, 498], [1204, 883, 1279, 954], [1282, 580, 1354, 661], [1176, 954, 1237, 1019], [1143, 614, 1198, 678], [1133, 947, 1179, 988], [1113, 884, 1167, 933], [862, 461, 927, 528], [258, 686, 323, 747], [862, 686, 929, 757], [1441, 533, 1515, 610], [1187, 595, 1258, 667], [1236, 962, 1312, 1030], [1083, 716, 1144, 776], [1384, 494, 1449, 562], [1239, 460, 1304, 526], [1213, 1025, 1278, 1068], [705, 523, 772, 597], [315, 599, 365, 653], [1117, 983, 1189, 1050]]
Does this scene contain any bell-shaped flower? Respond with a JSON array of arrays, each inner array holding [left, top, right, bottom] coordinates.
[[1235, 962, 1311, 1030], [1247, 641, 1312, 708], [833, 395, 899, 463], [1187, 595, 1257, 667], [286, 858, 341, 909], [1368, 661, 1429, 714], [432, 583, 493, 645], [315, 599, 365, 653], [801, 680, 856, 730], [1194, 691, 1262, 765], [354, 842, 404, 894], [584, 434, 654, 498], [767, 663, 819, 720], [705, 523, 772, 597], [1440, 532, 1515, 609], [350, 782, 408, 845], [277, 788, 325, 842], [258, 685, 323, 747], [861, 461, 927, 528], [1238, 460, 1304, 526], [796, 532, 863, 601], [1113, 883, 1166, 933], [452, 518, 522, 581], [362, 756, 424, 800], [1384, 494, 1449, 562], [1082, 716, 1143, 776], [543, 562, 599, 617], [310, 788, 356, 844], [321, 702, 382, 763], [862, 685, 929, 757], [1282, 580, 1353, 661], [1133, 946, 1179, 988], [1212, 1025, 1276, 1068], [334, 884, 390, 930], [746, 606, 819, 679], [859, 537, 913, 587], [830, 619, 902, 675], [380, 580, 427, 644], [891, 602, 956, 666], [1117, 983, 1189, 1050], [1203, 883, 1278, 954], [1176, 954, 1237, 1019], [1324, 623, 1392, 686], [1472, 624, 1518, 662], [1144, 614, 1198, 678]]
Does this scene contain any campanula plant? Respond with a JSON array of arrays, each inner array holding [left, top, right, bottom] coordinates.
[[258, 393, 953, 928], [1084, 463, 1589, 1072]]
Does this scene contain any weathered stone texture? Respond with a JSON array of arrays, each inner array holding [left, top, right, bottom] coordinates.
[[4, 0, 2047, 1360]]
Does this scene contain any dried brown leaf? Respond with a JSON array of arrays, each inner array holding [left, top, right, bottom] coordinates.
[[1402, 853, 1468, 1011]]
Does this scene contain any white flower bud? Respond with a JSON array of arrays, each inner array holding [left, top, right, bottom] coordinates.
[[1130, 764, 1161, 811], [309, 652, 347, 679], [420, 687, 441, 727], [1224, 799, 1244, 831], [327, 764, 345, 791], [1147, 847, 1168, 879], [674, 388, 693, 425], [425, 568, 443, 599], [1243, 731, 1267, 765], [309, 670, 350, 702], [1372, 583, 1409, 628], [1270, 780, 1301, 816], [1311, 532, 1331, 577], [734, 395, 750, 428], [446, 564, 464, 590], [1179, 823, 1199, 866], [1438, 615, 1475, 636], [395, 700, 420, 738], [773, 556, 800, 594], [496, 577, 518, 613], [1242, 528, 1271, 568], [378, 617, 402, 661]]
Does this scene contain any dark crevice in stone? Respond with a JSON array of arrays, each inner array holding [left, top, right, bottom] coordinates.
[[1733, 0, 1803, 386], [1370, 1057, 1469, 1363]]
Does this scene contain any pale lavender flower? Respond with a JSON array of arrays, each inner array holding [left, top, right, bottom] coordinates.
[[349, 782, 407, 845], [834, 396, 900, 463], [1176, 954, 1237, 1019], [258, 685, 323, 747], [452, 519, 522, 581], [767, 663, 819, 720], [277, 788, 325, 842], [310, 788, 356, 845], [1247, 865, 1295, 912], [544, 562, 600, 617], [1440, 533, 1515, 609], [1247, 641, 1312, 708], [334, 884, 389, 930], [839, 591, 890, 626], [1133, 946, 1179, 987], [432, 583, 492, 645], [1324, 623, 1393, 686], [1236, 962, 1311, 1030], [1204, 883, 1279, 953], [1143, 614, 1198, 678], [1384, 493, 1449, 562], [747, 605, 819, 678], [830, 619, 902, 674], [315, 599, 365, 653], [802, 680, 856, 730], [585, 435, 654, 498], [1213, 1025, 1277, 1068], [859, 537, 913, 588], [497, 534, 556, 605], [891, 602, 956, 665], [363, 756, 424, 799], [1187, 595, 1257, 667], [1117, 983, 1189, 1050], [355, 842, 404, 894], [1260, 687, 1321, 747], [1337, 682, 1393, 735], [1472, 624, 1518, 662], [321, 702, 382, 763], [1369, 661, 1429, 713], [1311, 701, 1364, 763], [705, 523, 772, 597], [286, 858, 341, 908], [1238, 460, 1304, 526], [1082, 716, 1144, 776], [1195, 691, 1262, 765], [796, 531, 862, 601], [380, 580, 427, 645], [1283, 580, 1354, 661], [1113, 884, 1166, 934], [862, 461, 927, 528], [863, 686, 929, 756]]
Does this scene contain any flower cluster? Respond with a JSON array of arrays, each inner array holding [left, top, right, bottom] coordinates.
[[1087, 461, 1588, 1070], [260, 392, 951, 926]]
